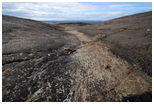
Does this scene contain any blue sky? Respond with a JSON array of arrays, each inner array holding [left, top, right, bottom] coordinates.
[[2, 2, 152, 21]]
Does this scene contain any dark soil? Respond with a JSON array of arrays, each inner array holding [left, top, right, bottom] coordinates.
[[2, 11, 152, 102], [77, 11, 152, 76]]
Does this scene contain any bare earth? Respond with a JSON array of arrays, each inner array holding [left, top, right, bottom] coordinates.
[[66, 29, 92, 42], [2, 11, 152, 102], [64, 29, 151, 101]]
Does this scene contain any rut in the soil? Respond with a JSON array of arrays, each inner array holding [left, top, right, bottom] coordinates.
[[66, 29, 92, 42], [64, 29, 152, 101]]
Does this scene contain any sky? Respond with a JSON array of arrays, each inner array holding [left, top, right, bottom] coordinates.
[[2, 2, 152, 21]]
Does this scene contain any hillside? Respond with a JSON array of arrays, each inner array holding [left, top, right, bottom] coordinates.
[[76, 11, 152, 76], [2, 12, 152, 102]]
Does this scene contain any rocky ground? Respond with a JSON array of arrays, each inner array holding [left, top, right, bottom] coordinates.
[[2, 11, 152, 102]]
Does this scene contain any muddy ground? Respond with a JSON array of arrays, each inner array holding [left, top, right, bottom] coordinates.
[[2, 11, 152, 102]]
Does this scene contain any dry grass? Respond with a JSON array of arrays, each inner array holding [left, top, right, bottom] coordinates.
[[61, 26, 151, 101]]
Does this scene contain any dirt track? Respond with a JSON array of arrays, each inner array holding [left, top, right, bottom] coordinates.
[[66, 29, 92, 42], [64, 29, 152, 101]]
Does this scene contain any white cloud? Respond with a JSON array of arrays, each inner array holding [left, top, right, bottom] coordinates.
[[2, 2, 152, 20]]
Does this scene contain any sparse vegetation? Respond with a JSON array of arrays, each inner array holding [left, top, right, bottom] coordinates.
[[2, 11, 152, 102]]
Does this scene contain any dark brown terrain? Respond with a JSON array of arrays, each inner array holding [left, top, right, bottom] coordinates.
[[2, 11, 152, 102]]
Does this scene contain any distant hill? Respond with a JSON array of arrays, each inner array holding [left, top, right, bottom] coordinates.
[[42, 20, 104, 24]]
